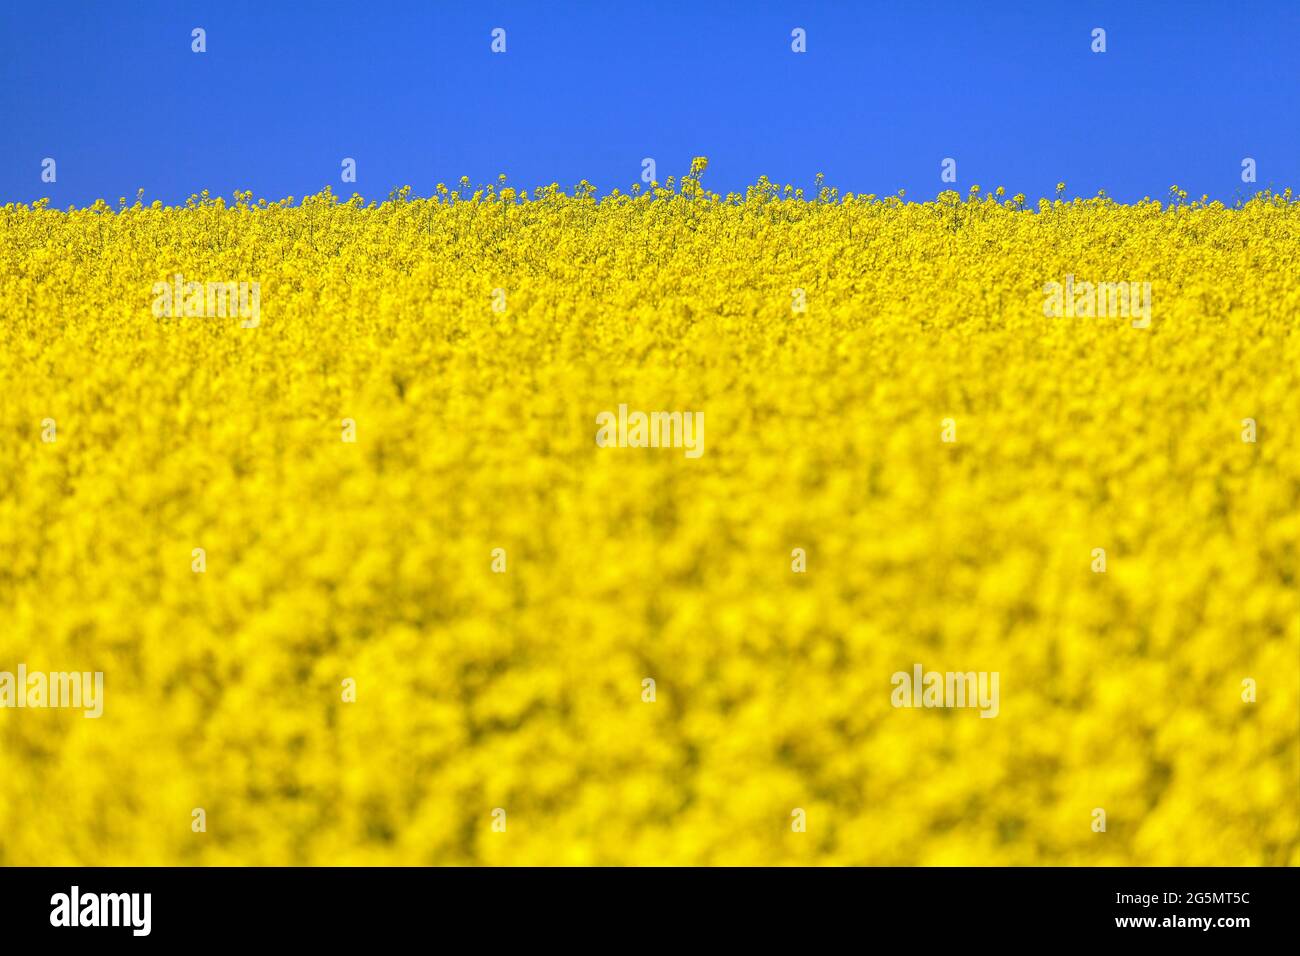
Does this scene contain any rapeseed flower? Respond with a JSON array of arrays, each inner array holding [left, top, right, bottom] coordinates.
[[0, 175, 1296, 865]]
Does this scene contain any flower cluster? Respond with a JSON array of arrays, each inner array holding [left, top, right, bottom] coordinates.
[[1, 174, 1296, 864]]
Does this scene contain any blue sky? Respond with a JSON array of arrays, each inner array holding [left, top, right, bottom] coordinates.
[[2, 0, 1297, 206]]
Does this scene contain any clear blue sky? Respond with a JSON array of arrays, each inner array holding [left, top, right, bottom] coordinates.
[[2, 0, 1297, 206]]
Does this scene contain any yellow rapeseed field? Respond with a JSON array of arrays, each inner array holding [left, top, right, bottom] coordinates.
[[1, 169, 1297, 865]]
